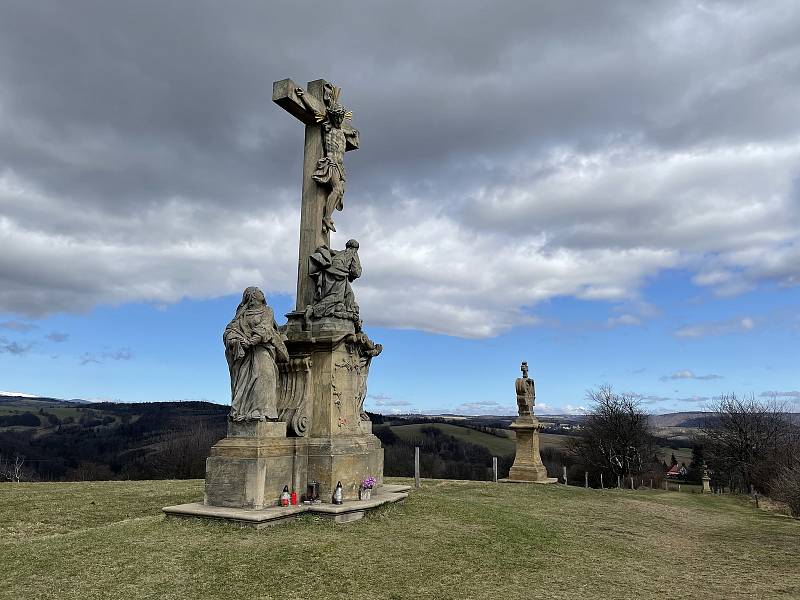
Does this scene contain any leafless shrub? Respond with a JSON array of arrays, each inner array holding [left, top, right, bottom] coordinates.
[[701, 394, 798, 494]]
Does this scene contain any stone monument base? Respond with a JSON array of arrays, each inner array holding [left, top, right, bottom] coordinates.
[[163, 484, 410, 527], [504, 415, 552, 483], [305, 433, 384, 501], [498, 477, 559, 485], [202, 420, 384, 510]]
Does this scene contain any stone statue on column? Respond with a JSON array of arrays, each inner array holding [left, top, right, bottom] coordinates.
[[515, 361, 535, 416], [501, 360, 556, 484]]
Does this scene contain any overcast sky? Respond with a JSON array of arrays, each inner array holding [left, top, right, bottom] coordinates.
[[1, 1, 799, 414]]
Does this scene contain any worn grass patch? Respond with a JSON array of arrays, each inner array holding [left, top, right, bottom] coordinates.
[[1, 478, 798, 599]]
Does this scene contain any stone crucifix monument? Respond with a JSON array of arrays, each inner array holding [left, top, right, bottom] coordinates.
[[500, 362, 557, 485], [164, 78, 408, 526]]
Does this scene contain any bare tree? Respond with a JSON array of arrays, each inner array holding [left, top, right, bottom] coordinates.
[[568, 385, 657, 479], [151, 419, 225, 479], [0, 453, 25, 483], [701, 394, 798, 493]]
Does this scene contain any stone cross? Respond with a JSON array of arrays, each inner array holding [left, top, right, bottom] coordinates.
[[273, 78, 360, 312]]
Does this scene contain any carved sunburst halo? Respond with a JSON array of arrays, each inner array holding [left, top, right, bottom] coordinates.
[[313, 109, 353, 123], [317, 83, 353, 123]]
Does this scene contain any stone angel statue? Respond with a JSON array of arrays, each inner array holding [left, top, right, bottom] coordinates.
[[223, 287, 290, 421]]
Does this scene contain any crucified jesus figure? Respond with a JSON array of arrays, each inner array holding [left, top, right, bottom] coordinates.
[[296, 84, 359, 234]]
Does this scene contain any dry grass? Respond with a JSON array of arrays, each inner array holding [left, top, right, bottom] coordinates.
[[1, 478, 798, 600]]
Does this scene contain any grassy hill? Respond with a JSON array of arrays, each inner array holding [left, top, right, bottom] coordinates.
[[0, 396, 228, 480], [1, 395, 700, 484], [388, 421, 690, 471], [1, 478, 798, 599], [390, 422, 572, 457]]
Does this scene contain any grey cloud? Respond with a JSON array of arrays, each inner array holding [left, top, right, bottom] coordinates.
[[674, 396, 713, 404], [45, 332, 69, 343], [659, 370, 723, 382], [79, 353, 101, 365], [628, 391, 713, 406], [629, 394, 671, 405], [760, 390, 800, 399], [0, 337, 34, 355], [0, 321, 37, 332], [104, 348, 134, 361], [1, 2, 800, 337], [79, 347, 134, 365]]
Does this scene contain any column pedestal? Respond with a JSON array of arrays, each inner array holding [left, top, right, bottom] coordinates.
[[501, 415, 557, 484]]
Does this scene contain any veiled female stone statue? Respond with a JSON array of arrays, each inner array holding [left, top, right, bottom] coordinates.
[[223, 287, 289, 421]]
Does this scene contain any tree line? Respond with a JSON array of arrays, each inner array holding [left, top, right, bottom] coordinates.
[[565, 386, 800, 517], [375, 425, 514, 481]]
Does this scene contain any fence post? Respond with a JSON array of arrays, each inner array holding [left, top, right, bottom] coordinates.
[[617, 475, 621, 489], [493, 456, 498, 483], [650, 479, 653, 489], [563, 466, 568, 486], [630, 476, 634, 490], [585, 471, 589, 488], [600, 473, 604, 490], [678, 484, 681, 493], [414, 446, 421, 488]]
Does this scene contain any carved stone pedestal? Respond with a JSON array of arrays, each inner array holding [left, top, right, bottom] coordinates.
[[285, 328, 383, 501], [202, 327, 384, 511], [306, 434, 383, 501], [505, 415, 552, 483], [204, 421, 306, 510]]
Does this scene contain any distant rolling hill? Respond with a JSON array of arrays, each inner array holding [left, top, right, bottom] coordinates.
[[0, 394, 228, 481], [3, 393, 793, 482], [649, 412, 712, 428], [389, 422, 571, 456]]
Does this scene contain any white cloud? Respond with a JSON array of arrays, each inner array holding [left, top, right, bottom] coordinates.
[[659, 370, 723, 381], [607, 314, 642, 327], [674, 316, 756, 338]]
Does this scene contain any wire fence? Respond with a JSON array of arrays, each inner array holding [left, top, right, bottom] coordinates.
[[410, 445, 730, 496]]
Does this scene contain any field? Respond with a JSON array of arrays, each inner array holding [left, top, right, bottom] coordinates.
[[390, 422, 571, 456], [2, 479, 798, 600], [390, 421, 693, 468]]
